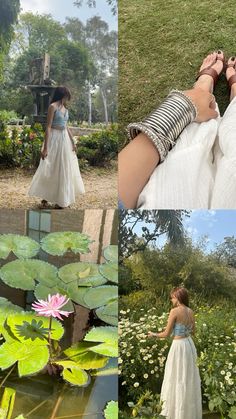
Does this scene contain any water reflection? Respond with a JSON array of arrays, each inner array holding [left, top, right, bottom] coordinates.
[[5, 373, 118, 418]]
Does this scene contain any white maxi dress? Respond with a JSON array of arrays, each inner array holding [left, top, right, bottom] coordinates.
[[160, 314, 202, 419], [28, 108, 85, 207]]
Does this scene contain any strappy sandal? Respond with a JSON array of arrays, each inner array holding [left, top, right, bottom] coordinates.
[[226, 56, 236, 89], [196, 51, 225, 87]]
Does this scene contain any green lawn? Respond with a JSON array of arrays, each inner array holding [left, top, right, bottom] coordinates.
[[119, 0, 236, 143]]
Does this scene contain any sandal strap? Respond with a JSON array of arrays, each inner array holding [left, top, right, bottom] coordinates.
[[228, 74, 236, 89], [196, 67, 219, 86]]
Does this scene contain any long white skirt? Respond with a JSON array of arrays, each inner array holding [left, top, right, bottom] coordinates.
[[28, 128, 85, 207], [160, 337, 202, 419]]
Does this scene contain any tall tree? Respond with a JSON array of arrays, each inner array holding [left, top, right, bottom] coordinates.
[[119, 210, 188, 263], [0, 0, 20, 77]]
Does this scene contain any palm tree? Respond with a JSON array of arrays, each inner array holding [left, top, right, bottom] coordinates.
[[119, 210, 189, 263]]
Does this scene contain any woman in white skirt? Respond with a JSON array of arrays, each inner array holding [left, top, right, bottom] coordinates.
[[148, 287, 202, 419], [28, 86, 85, 208]]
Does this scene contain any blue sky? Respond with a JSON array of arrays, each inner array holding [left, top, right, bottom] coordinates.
[[20, 0, 117, 30], [132, 210, 236, 251]]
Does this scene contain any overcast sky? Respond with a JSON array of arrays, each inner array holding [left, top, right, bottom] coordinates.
[[20, 0, 117, 30]]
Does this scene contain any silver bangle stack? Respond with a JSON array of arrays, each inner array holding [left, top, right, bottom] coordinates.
[[127, 90, 197, 162]]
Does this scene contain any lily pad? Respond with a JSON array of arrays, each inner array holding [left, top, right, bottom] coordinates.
[[18, 344, 49, 377], [96, 300, 118, 325], [7, 312, 64, 343], [103, 245, 118, 263], [66, 286, 90, 308], [99, 263, 118, 284], [41, 232, 93, 256], [83, 286, 118, 309], [0, 234, 40, 259], [104, 401, 118, 419], [84, 326, 118, 357], [64, 342, 101, 359], [58, 262, 107, 287], [62, 366, 90, 386], [0, 341, 49, 376], [0, 260, 58, 291]]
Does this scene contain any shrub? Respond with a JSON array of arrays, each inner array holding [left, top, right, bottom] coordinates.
[[77, 125, 118, 167], [0, 110, 18, 124]]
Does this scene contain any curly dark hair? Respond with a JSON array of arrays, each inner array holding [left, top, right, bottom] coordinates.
[[51, 86, 71, 103]]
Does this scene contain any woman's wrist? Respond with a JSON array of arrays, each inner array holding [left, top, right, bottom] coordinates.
[[127, 89, 196, 162]]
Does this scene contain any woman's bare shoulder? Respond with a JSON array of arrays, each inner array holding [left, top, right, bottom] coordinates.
[[48, 103, 57, 111]]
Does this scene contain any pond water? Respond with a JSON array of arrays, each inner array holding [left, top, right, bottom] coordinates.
[[0, 211, 118, 418], [3, 373, 118, 418]]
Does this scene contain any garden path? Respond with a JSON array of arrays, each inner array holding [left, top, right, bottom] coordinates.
[[0, 165, 117, 209]]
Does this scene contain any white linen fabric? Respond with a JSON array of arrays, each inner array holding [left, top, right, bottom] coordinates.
[[160, 337, 202, 419], [137, 97, 236, 209], [28, 128, 85, 207]]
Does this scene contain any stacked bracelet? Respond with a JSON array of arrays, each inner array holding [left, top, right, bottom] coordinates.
[[127, 90, 197, 162]]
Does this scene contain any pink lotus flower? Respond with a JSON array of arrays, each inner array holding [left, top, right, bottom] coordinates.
[[32, 294, 73, 320]]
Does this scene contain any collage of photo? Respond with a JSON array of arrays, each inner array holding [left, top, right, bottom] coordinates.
[[0, 0, 236, 418]]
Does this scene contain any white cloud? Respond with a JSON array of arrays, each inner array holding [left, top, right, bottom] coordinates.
[[20, 0, 50, 14]]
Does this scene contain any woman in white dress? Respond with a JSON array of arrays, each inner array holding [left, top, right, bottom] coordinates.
[[28, 86, 85, 208], [148, 287, 202, 419]]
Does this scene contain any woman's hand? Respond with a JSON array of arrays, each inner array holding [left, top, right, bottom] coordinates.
[[184, 87, 218, 122], [147, 331, 156, 338], [41, 147, 48, 160]]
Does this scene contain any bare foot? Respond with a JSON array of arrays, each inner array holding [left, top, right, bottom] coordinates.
[[195, 51, 224, 93], [226, 56, 236, 102]]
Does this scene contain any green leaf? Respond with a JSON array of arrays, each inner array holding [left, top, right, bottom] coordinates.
[[0, 234, 40, 259], [14, 416, 26, 419], [91, 367, 118, 376], [68, 352, 108, 370], [7, 312, 64, 343], [0, 260, 58, 291], [0, 298, 22, 332], [62, 366, 90, 386], [95, 308, 118, 326], [99, 263, 118, 284], [96, 300, 118, 325], [18, 344, 49, 377], [58, 262, 107, 286], [66, 286, 90, 308], [83, 286, 118, 309], [64, 342, 101, 359], [0, 387, 16, 419], [84, 326, 118, 357], [104, 401, 118, 419], [0, 338, 49, 376], [103, 245, 118, 262], [41, 232, 93, 256], [0, 342, 19, 370]]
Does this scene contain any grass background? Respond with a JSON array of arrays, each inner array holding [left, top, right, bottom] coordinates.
[[119, 0, 236, 144]]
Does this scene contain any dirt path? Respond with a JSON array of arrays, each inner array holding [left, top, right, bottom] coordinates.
[[0, 165, 117, 209]]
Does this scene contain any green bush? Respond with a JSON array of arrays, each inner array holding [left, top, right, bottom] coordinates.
[[0, 110, 18, 123], [0, 122, 44, 168], [77, 125, 118, 167]]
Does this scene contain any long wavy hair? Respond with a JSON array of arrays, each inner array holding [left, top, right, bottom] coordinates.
[[51, 86, 71, 103]]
